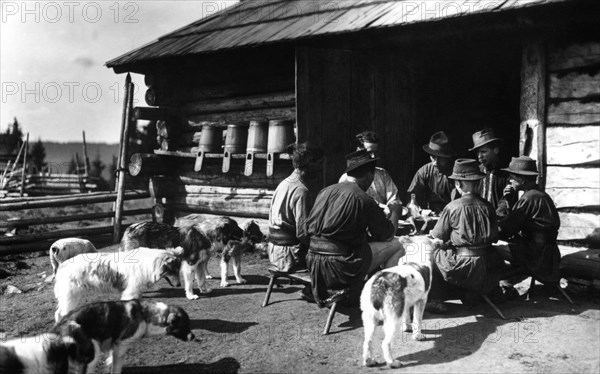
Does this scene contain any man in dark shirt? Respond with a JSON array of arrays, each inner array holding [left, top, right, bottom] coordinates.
[[469, 128, 515, 212], [429, 159, 506, 308], [306, 150, 405, 307], [497, 156, 561, 293], [407, 131, 456, 214]]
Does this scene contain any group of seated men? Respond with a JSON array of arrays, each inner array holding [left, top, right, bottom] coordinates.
[[267, 129, 561, 310]]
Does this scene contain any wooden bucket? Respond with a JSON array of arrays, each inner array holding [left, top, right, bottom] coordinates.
[[197, 123, 222, 153], [267, 120, 295, 153], [246, 121, 269, 153], [224, 124, 248, 154]]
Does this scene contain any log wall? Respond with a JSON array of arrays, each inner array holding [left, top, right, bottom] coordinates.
[[131, 48, 296, 221], [546, 40, 600, 248]]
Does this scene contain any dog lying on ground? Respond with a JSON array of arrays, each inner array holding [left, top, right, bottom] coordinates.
[[51, 299, 195, 374], [0, 330, 94, 374], [54, 247, 183, 321], [120, 221, 212, 300], [49, 238, 97, 274], [360, 235, 443, 368]]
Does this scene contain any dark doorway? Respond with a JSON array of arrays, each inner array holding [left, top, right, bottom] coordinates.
[[409, 38, 522, 200]]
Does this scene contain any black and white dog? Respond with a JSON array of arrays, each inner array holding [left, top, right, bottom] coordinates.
[[52, 300, 195, 374], [54, 247, 183, 321], [49, 238, 98, 274], [120, 221, 213, 300], [0, 330, 94, 374], [163, 215, 264, 287], [360, 235, 442, 368]]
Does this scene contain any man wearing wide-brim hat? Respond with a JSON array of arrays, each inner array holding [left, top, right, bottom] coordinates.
[[469, 128, 516, 211], [407, 131, 458, 214], [497, 156, 561, 294], [305, 149, 406, 307], [428, 159, 506, 309]]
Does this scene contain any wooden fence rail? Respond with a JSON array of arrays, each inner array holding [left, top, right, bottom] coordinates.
[[0, 190, 149, 211]]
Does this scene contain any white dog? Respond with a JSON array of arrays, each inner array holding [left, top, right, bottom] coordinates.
[[49, 238, 97, 274], [0, 331, 94, 374], [53, 247, 182, 322], [360, 235, 442, 368]]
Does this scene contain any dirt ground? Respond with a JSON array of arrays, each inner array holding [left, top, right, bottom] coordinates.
[[1, 237, 600, 373]]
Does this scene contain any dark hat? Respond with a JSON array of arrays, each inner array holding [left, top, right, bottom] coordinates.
[[345, 149, 379, 173], [502, 156, 539, 176], [422, 131, 455, 158], [449, 158, 485, 181], [469, 128, 503, 151]]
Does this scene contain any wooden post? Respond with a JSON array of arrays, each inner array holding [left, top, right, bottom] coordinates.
[[520, 38, 547, 189], [82, 131, 90, 177], [113, 73, 134, 243], [19, 134, 29, 197], [8, 139, 26, 183], [75, 153, 85, 193], [1, 160, 11, 190]]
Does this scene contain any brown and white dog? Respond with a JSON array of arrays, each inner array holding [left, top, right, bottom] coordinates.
[[120, 221, 212, 300], [360, 235, 443, 368], [0, 330, 94, 374], [49, 238, 97, 274], [54, 248, 183, 321], [52, 299, 195, 374], [175, 215, 264, 287]]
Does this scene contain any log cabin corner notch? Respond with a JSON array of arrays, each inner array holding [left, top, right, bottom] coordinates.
[[107, 1, 600, 268]]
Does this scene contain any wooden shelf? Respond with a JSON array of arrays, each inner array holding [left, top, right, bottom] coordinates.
[[254, 153, 292, 160], [154, 150, 196, 158]]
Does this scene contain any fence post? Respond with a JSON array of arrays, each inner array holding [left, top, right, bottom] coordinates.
[[19, 134, 29, 197], [113, 73, 134, 243]]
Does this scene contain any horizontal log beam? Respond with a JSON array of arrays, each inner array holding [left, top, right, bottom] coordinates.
[[169, 202, 269, 219], [181, 91, 295, 115], [547, 187, 600, 209], [547, 101, 600, 125], [186, 107, 296, 124], [133, 106, 179, 121], [149, 176, 274, 198], [548, 42, 600, 71], [0, 190, 149, 211], [546, 166, 600, 189], [0, 224, 133, 245], [546, 126, 600, 165], [558, 212, 600, 242], [549, 71, 600, 99], [0, 209, 151, 229]]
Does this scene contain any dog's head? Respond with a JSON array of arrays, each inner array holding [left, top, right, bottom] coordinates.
[[242, 220, 265, 245], [145, 302, 196, 342], [44, 329, 95, 374], [159, 251, 183, 287]]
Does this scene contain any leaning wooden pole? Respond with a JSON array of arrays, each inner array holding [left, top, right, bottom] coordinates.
[[19, 133, 29, 197], [8, 140, 26, 180], [82, 131, 90, 177], [113, 73, 134, 243]]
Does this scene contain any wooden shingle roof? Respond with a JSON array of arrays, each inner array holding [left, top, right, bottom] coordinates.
[[106, 0, 575, 70]]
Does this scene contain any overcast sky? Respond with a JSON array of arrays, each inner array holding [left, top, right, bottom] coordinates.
[[1, 0, 237, 143]]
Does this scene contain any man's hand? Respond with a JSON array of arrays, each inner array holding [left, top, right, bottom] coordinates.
[[503, 184, 515, 197]]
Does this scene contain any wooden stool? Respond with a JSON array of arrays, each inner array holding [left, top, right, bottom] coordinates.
[[262, 269, 347, 335], [527, 277, 574, 304]]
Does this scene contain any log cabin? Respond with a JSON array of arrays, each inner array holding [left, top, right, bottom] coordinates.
[[107, 0, 600, 281]]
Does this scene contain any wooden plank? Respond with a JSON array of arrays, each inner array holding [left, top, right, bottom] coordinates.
[[546, 126, 600, 165], [186, 107, 296, 124], [547, 101, 600, 125], [546, 166, 600, 189], [520, 39, 546, 187], [0, 209, 151, 229], [0, 190, 149, 211], [182, 91, 295, 116], [558, 212, 600, 242], [547, 187, 600, 209], [548, 41, 600, 71], [168, 194, 271, 219], [549, 71, 600, 99]]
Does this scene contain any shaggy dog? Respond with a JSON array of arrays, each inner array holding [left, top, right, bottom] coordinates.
[[53, 248, 183, 321], [120, 221, 212, 300], [360, 235, 443, 368], [175, 215, 265, 287], [0, 330, 94, 374], [49, 238, 97, 274], [52, 300, 195, 374]]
